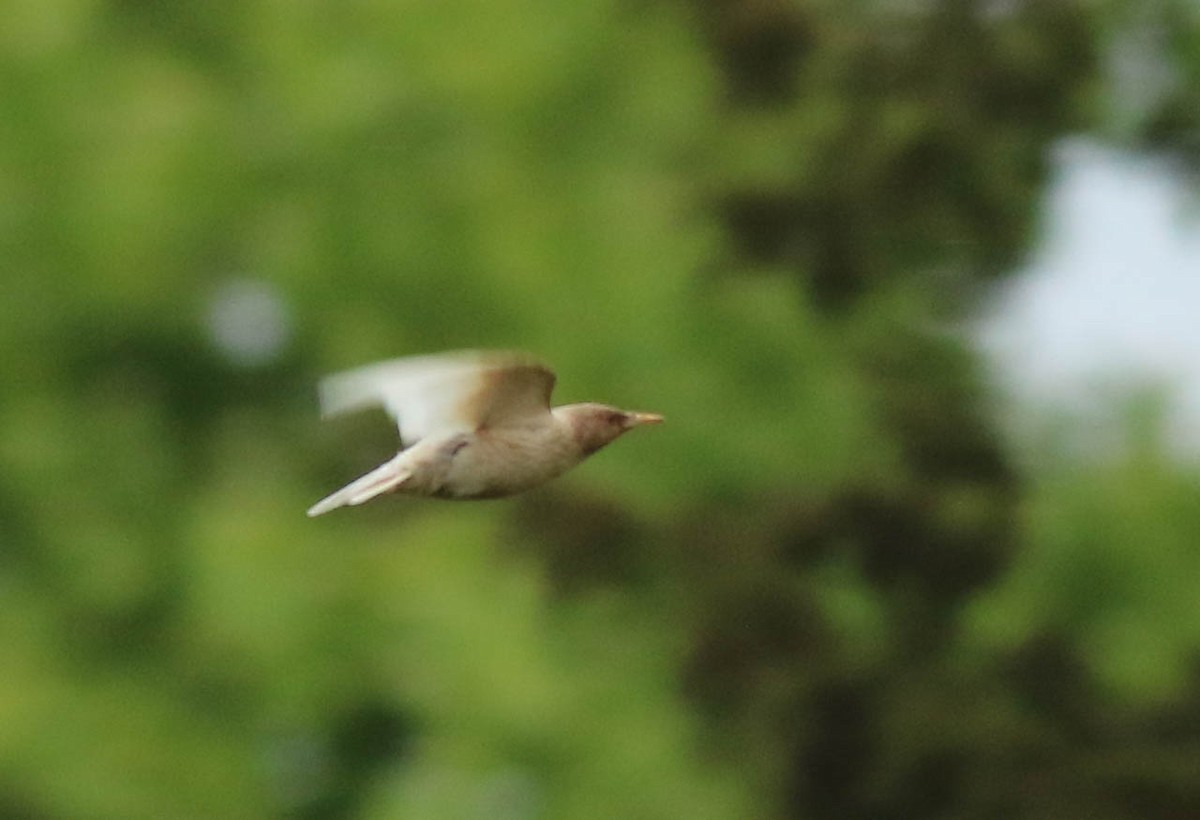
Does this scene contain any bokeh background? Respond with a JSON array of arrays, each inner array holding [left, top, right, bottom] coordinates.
[[3, 1, 1200, 818]]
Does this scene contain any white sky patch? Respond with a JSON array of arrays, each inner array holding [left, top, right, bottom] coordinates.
[[207, 278, 292, 367], [979, 138, 1200, 456]]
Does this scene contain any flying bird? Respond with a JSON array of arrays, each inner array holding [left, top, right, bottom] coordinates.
[[307, 350, 663, 516]]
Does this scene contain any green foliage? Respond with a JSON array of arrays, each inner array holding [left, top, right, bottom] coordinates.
[[2, 1, 1198, 819]]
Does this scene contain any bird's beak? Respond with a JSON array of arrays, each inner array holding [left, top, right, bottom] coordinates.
[[626, 411, 664, 427]]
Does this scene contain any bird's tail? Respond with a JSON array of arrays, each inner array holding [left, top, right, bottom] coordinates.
[[307, 457, 413, 517]]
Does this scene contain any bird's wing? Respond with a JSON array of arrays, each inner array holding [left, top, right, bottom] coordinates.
[[318, 350, 557, 446]]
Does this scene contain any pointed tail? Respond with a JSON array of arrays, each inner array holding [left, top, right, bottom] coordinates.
[[307, 457, 413, 517]]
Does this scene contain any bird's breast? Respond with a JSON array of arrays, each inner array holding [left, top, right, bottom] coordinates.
[[437, 424, 581, 499]]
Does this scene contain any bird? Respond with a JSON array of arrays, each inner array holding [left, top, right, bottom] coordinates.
[[307, 350, 663, 517]]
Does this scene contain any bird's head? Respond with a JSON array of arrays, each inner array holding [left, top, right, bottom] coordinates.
[[556, 403, 664, 455]]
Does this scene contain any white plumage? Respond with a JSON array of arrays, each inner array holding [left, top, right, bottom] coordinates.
[[307, 350, 662, 517]]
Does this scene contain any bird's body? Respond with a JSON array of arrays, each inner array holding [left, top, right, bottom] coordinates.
[[381, 412, 581, 500], [307, 351, 662, 516]]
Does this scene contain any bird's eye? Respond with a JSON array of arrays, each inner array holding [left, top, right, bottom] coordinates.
[[609, 412, 625, 425]]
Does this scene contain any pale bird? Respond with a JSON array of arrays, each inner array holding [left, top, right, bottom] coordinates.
[[307, 351, 663, 517]]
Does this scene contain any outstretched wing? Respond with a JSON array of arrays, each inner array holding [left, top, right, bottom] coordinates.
[[317, 350, 557, 447]]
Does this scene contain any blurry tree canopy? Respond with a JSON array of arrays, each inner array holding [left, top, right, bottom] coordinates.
[[1, 1, 1199, 819]]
